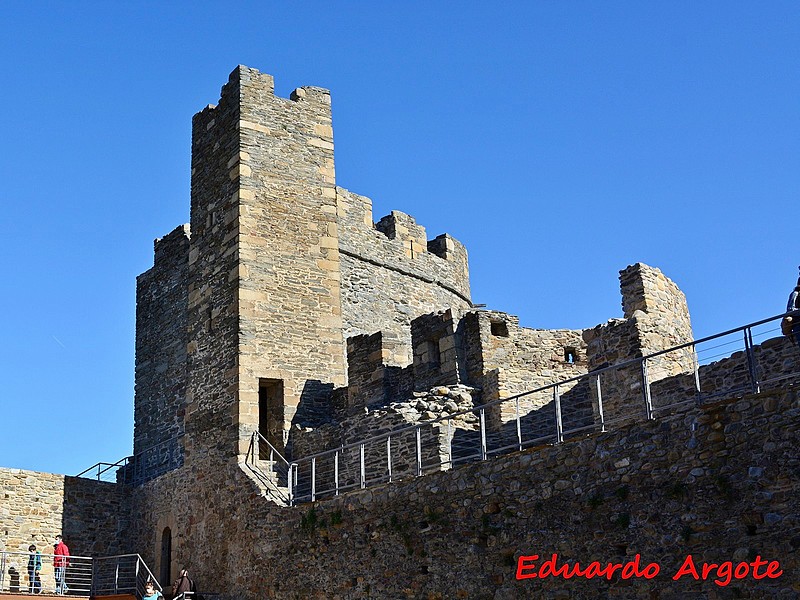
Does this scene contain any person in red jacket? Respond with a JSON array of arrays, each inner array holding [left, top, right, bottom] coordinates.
[[53, 535, 70, 595]]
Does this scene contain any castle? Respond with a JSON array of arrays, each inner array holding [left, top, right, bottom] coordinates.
[[2, 66, 798, 599]]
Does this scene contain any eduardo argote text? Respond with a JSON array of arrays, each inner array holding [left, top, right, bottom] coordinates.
[[516, 553, 783, 587]]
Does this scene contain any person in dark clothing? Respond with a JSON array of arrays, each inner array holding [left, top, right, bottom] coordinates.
[[787, 281, 800, 346], [27, 545, 42, 594], [171, 569, 196, 598]]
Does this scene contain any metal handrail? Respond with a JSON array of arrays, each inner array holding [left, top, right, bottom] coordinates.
[[76, 457, 131, 480], [77, 434, 184, 485], [0, 551, 159, 597], [91, 553, 162, 596], [245, 431, 293, 504], [293, 311, 795, 462], [287, 312, 799, 504]]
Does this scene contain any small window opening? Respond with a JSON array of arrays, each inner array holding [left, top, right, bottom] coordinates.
[[423, 340, 441, 366], [564, 347, 578, 364], [490, 320, 508, 337]]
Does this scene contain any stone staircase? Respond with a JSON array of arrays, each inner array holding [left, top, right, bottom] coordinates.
[[242, 457, 292, 505]]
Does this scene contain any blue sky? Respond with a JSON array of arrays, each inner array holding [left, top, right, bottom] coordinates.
[[0, 2, 797, 475]]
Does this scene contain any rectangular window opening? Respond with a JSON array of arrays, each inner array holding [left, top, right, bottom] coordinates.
[[490, 320, 509, 337], [564, 347, 578, 364]]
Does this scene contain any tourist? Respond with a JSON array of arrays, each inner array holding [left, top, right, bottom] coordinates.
[[53, 535, 70, 595], [27, 544, 42, 594], [143, 580, 164, 600], [171, 568, 196, 598], [784, 274, 800, 346]]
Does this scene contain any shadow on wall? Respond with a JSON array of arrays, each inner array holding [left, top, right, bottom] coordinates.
[[62, 476, 131, 558], [288, 380, 337, 454]]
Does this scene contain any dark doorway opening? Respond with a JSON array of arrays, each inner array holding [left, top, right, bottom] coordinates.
[[259, 379, 285, 456], [160, 527, 172, 587]]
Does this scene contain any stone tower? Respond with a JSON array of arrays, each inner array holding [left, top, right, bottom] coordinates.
[[187, 66, 347, 460], [135, 66, 348, 470]]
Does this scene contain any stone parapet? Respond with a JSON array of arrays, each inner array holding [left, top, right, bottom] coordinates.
[[337, 187, 471, 364]]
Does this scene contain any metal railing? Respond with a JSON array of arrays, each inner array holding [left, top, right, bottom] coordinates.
[[76, 457, 132, 483], [0, 551, 160, 597], [91, 553, 161, 597], [175, 592, 222, 600], [0, 550, 92, 596], [78, 435, 184, 486], [245, 431, 293, 505], [286, 312, 799, 505], [73, 313, 798, 505]]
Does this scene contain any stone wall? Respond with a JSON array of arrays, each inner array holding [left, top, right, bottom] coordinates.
[[232, 386, 799, 599], [337, 187, 472, 365], [235, 67, 347, 448], [584, 264, 695, 424], [650, 333, 800, 411], [184, 66, 243, 471], [134, 224, 189, 472], [0, 469, 129, 558], [461, 311, 588, 422], [619, 263, 694, 381]]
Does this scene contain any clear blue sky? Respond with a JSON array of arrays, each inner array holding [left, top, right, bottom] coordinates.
[[1, 2, 797, 475]]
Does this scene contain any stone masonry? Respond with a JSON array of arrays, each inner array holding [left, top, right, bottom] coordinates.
[[2, 66, 798, 599]]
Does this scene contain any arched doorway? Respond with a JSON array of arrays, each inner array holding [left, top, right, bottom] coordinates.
[[160, 527, 172, 587]]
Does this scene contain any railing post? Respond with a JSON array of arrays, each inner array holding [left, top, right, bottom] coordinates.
[[595, 374, 605, 432], [692, 343, 701, 398], [415, 427, 422, 476], [359, 443, 366, 489], [479, 408, 488, 460], [641, 358, 654, 420], [287, 463, 294, 506], [554, 384, 564, 443], [515, 397, 522, 451], [744, 327, 761, 394], [335, 448, 340, 496], [311, 457, 316, 502], [447, 418, 453, 467], [386, 436, 393, 482], [117, 559, 122, 594]]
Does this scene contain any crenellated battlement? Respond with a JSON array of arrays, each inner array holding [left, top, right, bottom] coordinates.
[[335, 187, 469, 270], [336, 186, 471, 361]]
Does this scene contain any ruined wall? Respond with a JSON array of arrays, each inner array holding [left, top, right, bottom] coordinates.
[[584, 264, 694, 423], [343, 332, 412, 414], [0, 469, 129, 558], [620, 263, 694, 380], [134, 225, 190, 468], [337, 188, 472, 364], [461, 310, 588, 424]]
